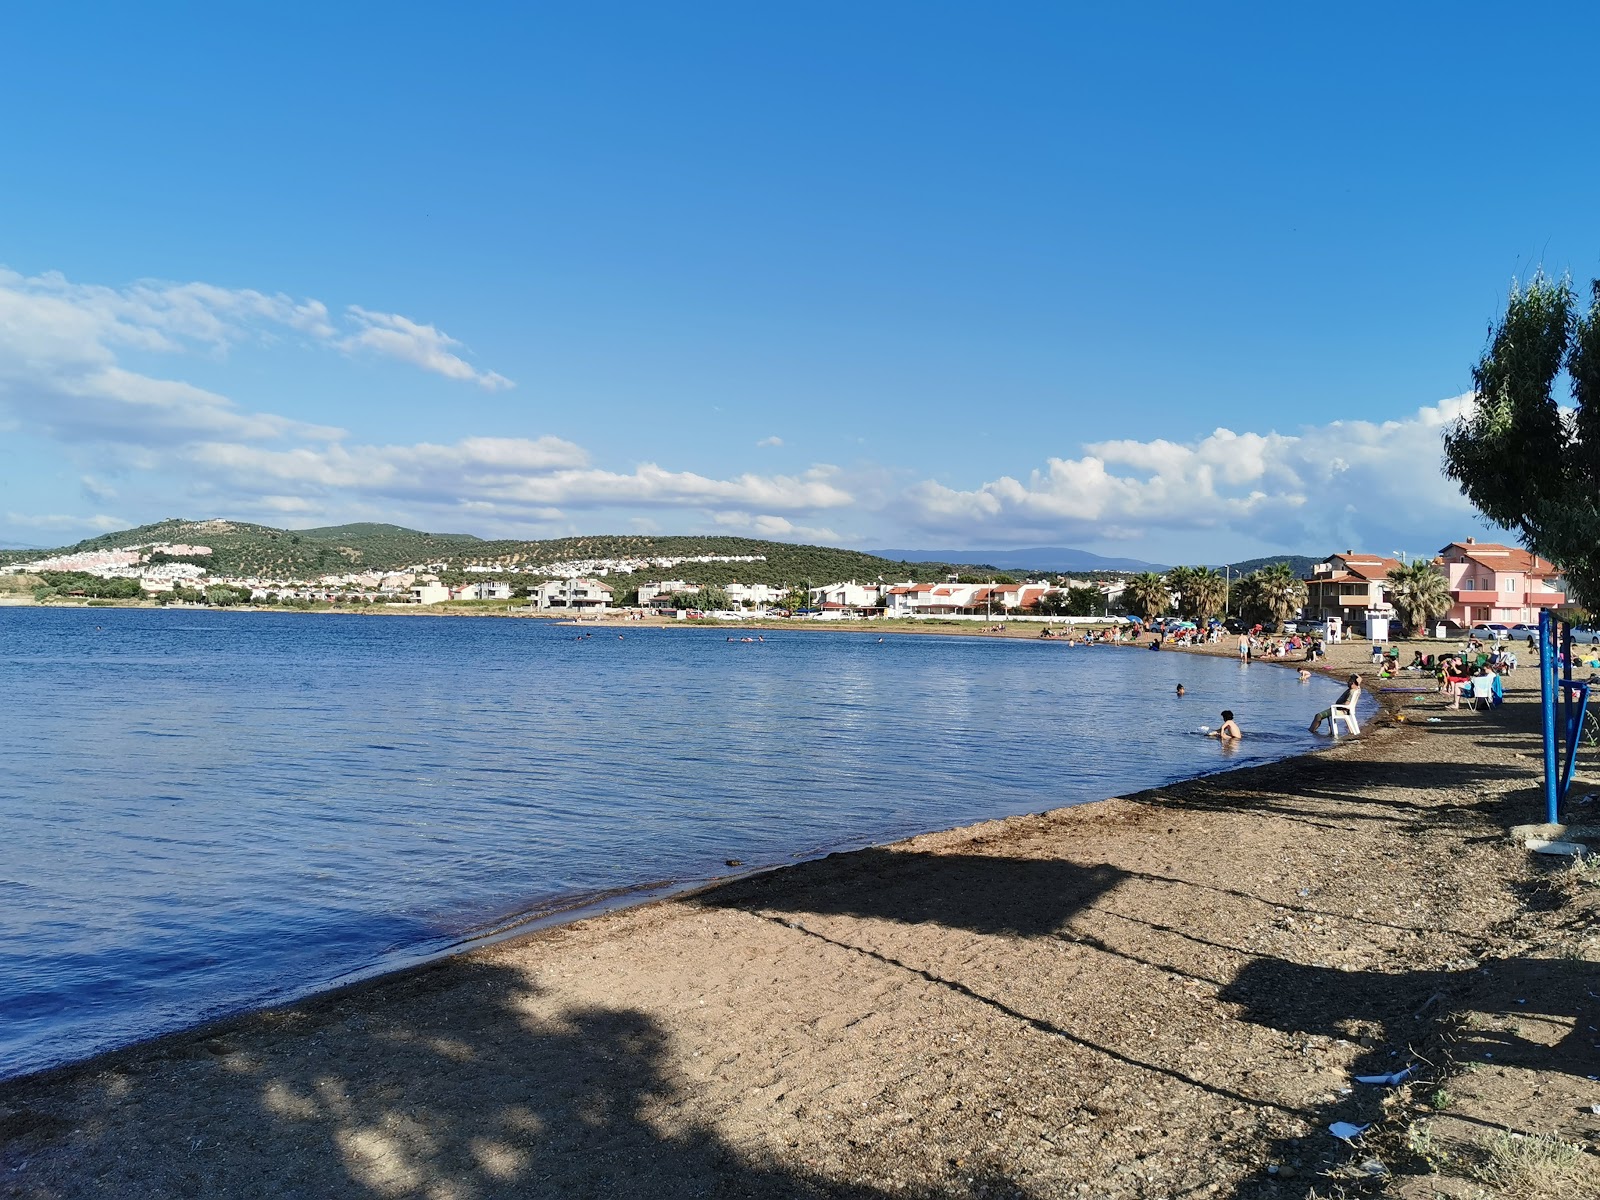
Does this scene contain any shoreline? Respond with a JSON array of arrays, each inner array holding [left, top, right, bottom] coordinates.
[[1, 635, 1355, 1089], [5, 642, 1587, 1197]]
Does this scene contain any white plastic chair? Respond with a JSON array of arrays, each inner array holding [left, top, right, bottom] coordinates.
[[1329, 700, 1360, 736], [1469, 676, 1495, 710]]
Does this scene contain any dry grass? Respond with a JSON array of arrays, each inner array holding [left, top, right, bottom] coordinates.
[[1472, 1132, 1595, 1198]]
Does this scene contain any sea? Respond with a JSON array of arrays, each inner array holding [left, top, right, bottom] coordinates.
[[0, 607, 1359, 1081]]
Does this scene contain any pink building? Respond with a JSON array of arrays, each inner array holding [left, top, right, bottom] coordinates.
[[1438, 538, 1565, 626]]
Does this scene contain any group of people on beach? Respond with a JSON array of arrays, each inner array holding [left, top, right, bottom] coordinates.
[[1237, 631, 1320, 661]]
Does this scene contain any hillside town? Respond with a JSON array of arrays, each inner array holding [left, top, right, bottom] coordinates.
[[0, 535, 1572, 632]]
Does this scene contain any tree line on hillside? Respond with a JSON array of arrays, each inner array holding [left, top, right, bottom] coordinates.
[[28, 519, 981, 588]]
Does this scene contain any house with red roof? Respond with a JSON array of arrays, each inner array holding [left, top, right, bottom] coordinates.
[[1303, 552, 1402, 624], [1437, 538, 1564, 626]]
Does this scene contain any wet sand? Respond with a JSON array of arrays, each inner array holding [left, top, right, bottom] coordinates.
[[2, 641, 1596, 1199]]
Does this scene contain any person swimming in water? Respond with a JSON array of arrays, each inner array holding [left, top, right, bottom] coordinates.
[[1175, 684, 1186, 696], [1207, 710, 1242, 740]]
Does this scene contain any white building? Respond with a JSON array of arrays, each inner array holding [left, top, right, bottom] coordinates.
[[806, 580, 884, 612], [454, 581, 513, 601], [636, 580, 694, 607], [411, 582, 450, 604], [725, 582, 787, 609], [535, 578, 614, 609]]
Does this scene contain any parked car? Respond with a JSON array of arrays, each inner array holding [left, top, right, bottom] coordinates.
[[1570, 626, 1600, 645], [1507, 623, 1538, 641], [1469, 623, 1510, 640]]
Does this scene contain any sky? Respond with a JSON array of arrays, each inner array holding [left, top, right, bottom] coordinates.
[[1, 2, 1596, 564]]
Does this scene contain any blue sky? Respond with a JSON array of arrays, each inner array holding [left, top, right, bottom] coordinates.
[[1, 3, 1595, 563]]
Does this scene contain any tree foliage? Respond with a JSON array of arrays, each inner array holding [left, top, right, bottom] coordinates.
[[1384, 560, 1452, 634], [1186, 567, 1229, 622], [33, 571, 143, 600], [1124, 572, 1171, 621], [1443, 272, 1600, 606], [1232, 563, 1307, 630], [1164, 565, 1228, 622]]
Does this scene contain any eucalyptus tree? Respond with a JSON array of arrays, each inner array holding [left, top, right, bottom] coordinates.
[[1124, 572, 1172, 622], [1384, 560, 1452, 634], [1443, 271, 1600, 606]]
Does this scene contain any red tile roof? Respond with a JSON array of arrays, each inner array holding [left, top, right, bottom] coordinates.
[[1439, 541, 1558, 575]]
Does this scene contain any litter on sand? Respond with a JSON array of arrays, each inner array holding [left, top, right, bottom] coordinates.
[[1329, 1121, 1370, 1141], [1354, 1066, 1415, 1086]]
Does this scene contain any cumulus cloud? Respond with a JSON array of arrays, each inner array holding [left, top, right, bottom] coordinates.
[[0, 265, 1493, 557], [896, 396, 1482, 553], [711, 511, 845, 543]]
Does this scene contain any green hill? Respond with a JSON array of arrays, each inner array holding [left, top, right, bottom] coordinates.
[[0, 519, 980, 588], [1226, 554, 1320, 577]]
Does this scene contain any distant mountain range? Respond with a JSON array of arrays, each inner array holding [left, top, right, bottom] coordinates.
[[875, 547, 1171, 573]]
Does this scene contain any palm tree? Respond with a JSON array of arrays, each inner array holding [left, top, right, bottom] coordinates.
[[1241, 562, 1308, 631], [1124, 572, 1171, 623], [1164, 565, 1198, 618], [1385, 560, 1451, 634], [1187, 567, 1229, 623]]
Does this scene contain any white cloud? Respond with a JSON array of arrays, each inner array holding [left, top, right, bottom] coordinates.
[[0, 265, 1493, 559], [0, 265, 861, 539], [341, 307, 513, 391], [711, 511, 845, 543], [4, 510, 128, 532], [896, 396, 1482, 553], [0, 269, 513, 454]]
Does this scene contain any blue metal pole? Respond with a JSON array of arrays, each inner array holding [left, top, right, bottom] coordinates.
[[1541, 610, 1559, 824]]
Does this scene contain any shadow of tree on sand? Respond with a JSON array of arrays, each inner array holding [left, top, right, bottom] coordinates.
[[694, 847, 1127, 937], [1167, 757, 1530, 835], [1220, 954, 1600, 1085], [0, 959, 1034, 1199]]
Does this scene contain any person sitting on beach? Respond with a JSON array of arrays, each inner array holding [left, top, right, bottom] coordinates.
[[1207, 710, 1242, 740], [1309, 675, 1362, 733]]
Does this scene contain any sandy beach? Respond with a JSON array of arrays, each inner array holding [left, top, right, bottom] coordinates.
[[2, 639, 1596, 1199]]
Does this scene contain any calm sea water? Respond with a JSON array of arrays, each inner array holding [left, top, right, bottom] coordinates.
[[0, 607, 1355, 1080]]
